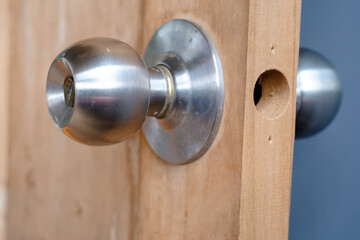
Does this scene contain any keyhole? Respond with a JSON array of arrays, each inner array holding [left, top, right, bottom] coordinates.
[[64, 76, 75, 108]]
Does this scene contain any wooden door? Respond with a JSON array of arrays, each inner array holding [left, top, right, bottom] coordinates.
[[0, 0, 301, 239]]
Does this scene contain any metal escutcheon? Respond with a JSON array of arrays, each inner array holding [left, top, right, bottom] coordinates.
[[143, 20, 224, 163]]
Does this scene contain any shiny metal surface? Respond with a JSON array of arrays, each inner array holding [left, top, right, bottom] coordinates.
[[296, 48, 342, 138], [147, 65, 175, 118], [46, 20, 224, 163], [143, 19, 224, 164], [47, 38, 150, 145]]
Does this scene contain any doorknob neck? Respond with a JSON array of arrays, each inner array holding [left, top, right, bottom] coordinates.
[[147, 65, 175, 118]]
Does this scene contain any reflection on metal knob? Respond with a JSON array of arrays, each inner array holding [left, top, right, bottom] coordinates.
[[47, 38, 152, 145], [46, 19, 224, 164], [296, 48, 342, 138]]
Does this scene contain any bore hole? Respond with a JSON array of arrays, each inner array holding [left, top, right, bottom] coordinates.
[[63, 76, 75, 108], [253, 70, 289, 119]]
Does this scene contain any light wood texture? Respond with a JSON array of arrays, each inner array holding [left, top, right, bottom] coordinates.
[[239, 0, 301, 239], [6, 1, 143, 239], [138, 0, 300, 239], [4, 0, 301, 239], [0, 0, 9, 239], [138, 1, 248, 239]]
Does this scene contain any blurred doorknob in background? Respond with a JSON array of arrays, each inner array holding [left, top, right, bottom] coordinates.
[[296, 48, 342, 138]]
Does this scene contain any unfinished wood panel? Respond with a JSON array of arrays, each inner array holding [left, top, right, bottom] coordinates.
[[5, 0, 300, 239], [0, 0, 9, 239], [239, 0, 301, 239], [7, 1, 143, 239], [139, 1, 248, 239], [138, 0, 300, 239]]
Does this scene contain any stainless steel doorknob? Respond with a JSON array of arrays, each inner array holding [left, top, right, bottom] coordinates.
[[47, 37, 172, 145], [46, 19, 224, 164], [296, 48, 342, 138]]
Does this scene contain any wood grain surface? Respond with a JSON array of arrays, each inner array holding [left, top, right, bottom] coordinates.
[[6, 1, 143, 239], [0, 0, 9, 239], [2, 0, 301, 239], [138, 1, 248, 239], [139, 0, 300, 239], [239, 0, 301, 239]]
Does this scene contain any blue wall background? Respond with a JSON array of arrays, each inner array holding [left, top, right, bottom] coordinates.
[[289, 0, 360, 239]]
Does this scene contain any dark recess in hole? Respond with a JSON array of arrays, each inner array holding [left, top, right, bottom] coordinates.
[[254, 77, 262, 105]]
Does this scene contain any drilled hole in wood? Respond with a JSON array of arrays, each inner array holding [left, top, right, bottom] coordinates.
[[253, 70, 289, 119]]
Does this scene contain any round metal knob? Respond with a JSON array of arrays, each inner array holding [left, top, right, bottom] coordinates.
[[46, 37, 162, 145], [296, 48, 342, 138], [46, 19, 224, 163]]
